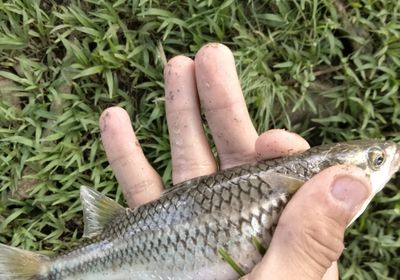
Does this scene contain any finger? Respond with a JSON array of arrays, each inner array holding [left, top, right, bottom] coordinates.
[[99, 106, 163, 208], [244, 262, 339, 280], [195, 43, 259, 169], [239, 262, 339, 280], [255, 129, 310, 160], [322, 262, 339, 280], [242, 262, 339, 280], [248, 165, 371, 280], [164, 56, 217, 184]]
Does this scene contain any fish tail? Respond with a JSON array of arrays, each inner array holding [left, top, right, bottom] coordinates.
[[0, 243, 50, 280]]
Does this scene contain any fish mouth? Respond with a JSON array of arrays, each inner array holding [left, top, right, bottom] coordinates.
[[390, 144, 400, 176]]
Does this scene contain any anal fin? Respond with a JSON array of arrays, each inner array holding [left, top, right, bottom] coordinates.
[[80, 186, 125, 238]]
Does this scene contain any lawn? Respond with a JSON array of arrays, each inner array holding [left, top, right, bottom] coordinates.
[[0, 0, 399, 279]]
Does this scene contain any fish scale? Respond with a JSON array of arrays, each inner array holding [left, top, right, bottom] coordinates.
[[1, 140, 399, 280]]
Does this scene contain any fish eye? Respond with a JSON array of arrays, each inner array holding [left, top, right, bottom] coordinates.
[[367, 147, 386, 170]]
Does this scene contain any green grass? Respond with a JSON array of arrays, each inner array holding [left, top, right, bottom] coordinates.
[[0, 0, 399, 279]]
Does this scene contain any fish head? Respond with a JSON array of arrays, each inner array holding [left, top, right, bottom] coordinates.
[[366, 141, 400, 194], [324, 140, 400, 195], [320, 140, 400, 225]]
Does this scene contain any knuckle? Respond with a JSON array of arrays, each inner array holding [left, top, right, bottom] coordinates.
[[276, 211, 345, 275], [172, 161, 216, 184], [295, 216, 345, 271], [109, 153, 137, 167], [303, 225, 344, 266], [220, 151, 256, 169], [124, 179, 162, 207], [128, 180, 153, 195]]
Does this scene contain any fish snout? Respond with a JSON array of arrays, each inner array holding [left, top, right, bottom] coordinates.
[[390, 144, 400, 176]]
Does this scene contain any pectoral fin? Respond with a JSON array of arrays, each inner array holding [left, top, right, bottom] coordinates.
[[262, 171, 305, 194], [80, 186, 125, 238]]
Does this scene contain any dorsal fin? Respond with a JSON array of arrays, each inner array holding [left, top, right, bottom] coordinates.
[[80, 186, 125, 238]]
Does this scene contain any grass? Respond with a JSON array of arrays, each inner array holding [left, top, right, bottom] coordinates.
[[0, 0, 399, 278]]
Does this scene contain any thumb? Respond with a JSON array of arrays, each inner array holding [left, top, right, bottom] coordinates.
[[248, 165, 371, 280]]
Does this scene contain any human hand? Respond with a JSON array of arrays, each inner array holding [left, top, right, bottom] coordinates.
[[99, 43, 371, 279]]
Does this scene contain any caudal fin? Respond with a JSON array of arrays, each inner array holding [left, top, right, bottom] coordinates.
[[0, 243, 50, 280]]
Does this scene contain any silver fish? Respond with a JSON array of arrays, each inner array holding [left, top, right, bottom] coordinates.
[[1, 140, 399, 280]]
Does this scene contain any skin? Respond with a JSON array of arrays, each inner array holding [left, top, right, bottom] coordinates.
[[99, 43, 371, 279]]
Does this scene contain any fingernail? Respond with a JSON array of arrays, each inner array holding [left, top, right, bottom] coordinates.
[[331, 176, 369, 208]]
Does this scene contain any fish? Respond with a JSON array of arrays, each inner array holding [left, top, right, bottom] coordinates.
[[0, 140, 399, 280]]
